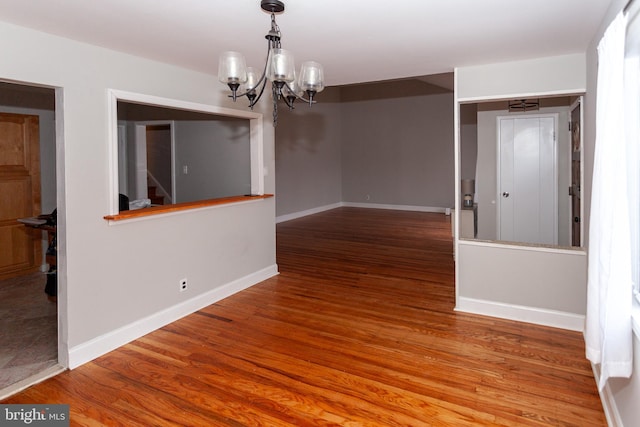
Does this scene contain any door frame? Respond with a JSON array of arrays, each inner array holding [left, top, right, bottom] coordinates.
[[569, 98, 584, 247], [133, 121, 176, 203], [0, 83, 67, 375], [496, 113, 559, 245]]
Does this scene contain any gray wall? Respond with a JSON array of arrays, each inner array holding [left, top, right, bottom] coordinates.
[[174, 120, 251, 202], [275, 87, 343, 217], [341, 80, 454, 208], [275, 80, 455, 218]]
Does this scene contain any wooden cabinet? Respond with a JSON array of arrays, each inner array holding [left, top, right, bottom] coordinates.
[[0, 113, 41, 279]]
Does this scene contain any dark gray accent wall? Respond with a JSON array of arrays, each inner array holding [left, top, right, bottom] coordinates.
[[174, 120, 251, 203], [340, 81, 454, 208], [275, 87, 343, 217], [275, 80, 456, 217]]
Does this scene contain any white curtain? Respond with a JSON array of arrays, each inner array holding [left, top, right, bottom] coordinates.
[[626, 7, 640, 319], [585, 11, 634, 390]]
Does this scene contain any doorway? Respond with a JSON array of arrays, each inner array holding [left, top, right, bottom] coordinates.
[[139, 123, 174, 204], [0, 82, 60, 395], [497, 114, 558, 245], [122, 121, 175, 205]]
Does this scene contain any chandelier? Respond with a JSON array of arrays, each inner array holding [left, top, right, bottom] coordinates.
[[217, 0, 325, 125]]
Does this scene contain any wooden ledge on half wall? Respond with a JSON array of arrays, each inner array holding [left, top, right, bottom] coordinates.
[[104, 194, 274, 221]]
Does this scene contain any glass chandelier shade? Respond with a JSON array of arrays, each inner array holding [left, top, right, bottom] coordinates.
[[217, 0, 325, 125], [243, 67, 259, 92], [218, 52, 247, 85], [267, 48, 296, 83], [298, 61, 324, 103]]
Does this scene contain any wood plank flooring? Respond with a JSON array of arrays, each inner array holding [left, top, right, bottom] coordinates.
[[1, 208, 606, 426]]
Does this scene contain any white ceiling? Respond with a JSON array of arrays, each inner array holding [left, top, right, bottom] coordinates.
[[0, 0, 614, 87]]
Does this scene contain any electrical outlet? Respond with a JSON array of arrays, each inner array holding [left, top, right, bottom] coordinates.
[[179, 278, 188, 292]]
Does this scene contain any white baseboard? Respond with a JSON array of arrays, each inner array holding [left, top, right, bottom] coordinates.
[[276, 203, 342, 223], [277, 202, 448, 223], [68, 264, 279, 369], [455, 296, 585, 332], [342, 202, 447, 213], [591, 363, 623, 427]]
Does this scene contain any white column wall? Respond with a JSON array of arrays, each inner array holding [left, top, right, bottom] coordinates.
[[0, 21, 277, 367], [455, 54, 588, 330]]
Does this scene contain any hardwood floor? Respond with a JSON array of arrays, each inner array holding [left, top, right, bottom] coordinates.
[[1, 208, 606, 426]]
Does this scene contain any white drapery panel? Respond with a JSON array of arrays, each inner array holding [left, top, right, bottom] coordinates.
[[585, 11, 634, 391], [626, 6, 640, 313]]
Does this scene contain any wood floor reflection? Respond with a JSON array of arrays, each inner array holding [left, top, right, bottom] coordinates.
[[2, 208, 605, 426]]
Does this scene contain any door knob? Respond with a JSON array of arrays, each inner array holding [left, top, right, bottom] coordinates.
[[502, 192, 510, 198]]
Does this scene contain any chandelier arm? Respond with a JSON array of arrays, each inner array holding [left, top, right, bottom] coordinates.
[[282, 82, 317, 105], [229, 39, 272, 101], [281, 93, 295, 110], [249, 76, 269, 109], [248, 38, 276, 104]]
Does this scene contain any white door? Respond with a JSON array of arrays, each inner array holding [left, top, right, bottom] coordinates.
[[498, 115, 557, 245]]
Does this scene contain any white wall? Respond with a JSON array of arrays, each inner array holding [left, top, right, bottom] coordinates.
[[606, 333, 640, 425], [456, 54, 587, 101], [455, 53, 588, 330], [0, 21, 277, 367]]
